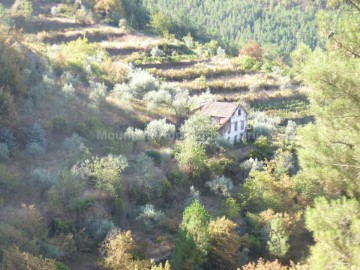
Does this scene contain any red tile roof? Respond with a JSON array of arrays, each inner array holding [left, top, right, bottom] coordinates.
[[199, 102, 240, 127]]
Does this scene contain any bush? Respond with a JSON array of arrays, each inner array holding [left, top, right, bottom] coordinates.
[[252, 112, 280, 138], [0, 143, 9, 162], [145, 119, 175, 145], [31, 168, 58, 192], [216, 46, 226, 57], [89, 81, 107, 107], [72, 154, 128, 195], [285, 120, 297, 142], [0, 128, 17, 152], [27, 122, 47, 149], [102, 60, 129, 83], [0, 4, 12, 30], [127, 68, 159, 99], [232, 55, 260, 71], [136, 204, 165, 229], [26, 142, 45, 156], [150, 46, 165, 57], [240, 158, 264, 178], [130, 153, 164, 200], [180, 114, 218, 150], [143, 90, 172, 110], [206, 176, 234, 197], [63, 133, 84, 153], [249, 136, 273, 160], [61, 83, 76, 101], [51, 116, 68, 136], [75, 5, 94, 25], [11, 0, 33, 19], [88, 219, 115, 242]]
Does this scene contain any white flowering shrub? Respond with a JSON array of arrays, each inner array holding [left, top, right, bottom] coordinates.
[[206, 176, 234, 197], [145, 118, 175, 145], [136, 204, 165, 229]]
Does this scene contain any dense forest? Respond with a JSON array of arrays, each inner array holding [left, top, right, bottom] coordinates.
[[0, 0, 359, 269], [140, 0, 325, 55]]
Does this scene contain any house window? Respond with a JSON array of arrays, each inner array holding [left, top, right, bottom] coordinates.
[[241, 120, 245, 130], [228, 124, 231, 134], [238, 109, 241, 116], [228, 137, 230, 141], [235, 122, 238, 131], [234, 135, 238, 143]]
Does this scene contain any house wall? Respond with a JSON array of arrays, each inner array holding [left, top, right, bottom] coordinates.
[[220, 106, 247, 144]]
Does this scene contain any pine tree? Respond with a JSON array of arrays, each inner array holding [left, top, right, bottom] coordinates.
[[171, 200, 210, 269], [27, 122, 47, 148]]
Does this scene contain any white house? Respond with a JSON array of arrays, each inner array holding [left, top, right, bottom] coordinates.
[[198, 101, 247, 144]]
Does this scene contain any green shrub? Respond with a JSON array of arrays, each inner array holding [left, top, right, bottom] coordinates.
[[136, 204, 165, 230], [0, 142, 10, 162], [11, 0, 33, 19], [31, 168, 58, 192], [206, 176, 234, 197], [52, 116, 68, 136], [88, 219, 115, 242]]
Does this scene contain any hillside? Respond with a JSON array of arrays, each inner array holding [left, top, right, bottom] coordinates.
[[0, 0, 359, 270], [141, 0, 325, 56]]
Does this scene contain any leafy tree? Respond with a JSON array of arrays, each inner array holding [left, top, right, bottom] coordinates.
[[26, 122, 47, 155], [172, 200, 210, 269], [239, 40, 263, 60], [238, 161, 296, 212], [2, 246, 57, 270], [100, 230, 151, 270], [208, 217, 240, 270], [148, 12, 173, 38], [267, 215, 290, 259], [249, 136, 273, 161], [180, 114, 218, 150], [145, 118, 175, 145], [72, 154, 128, 195], [131, 153, 164, 199], [305, 197, 360, 269], [175, 140, 207, 174]]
